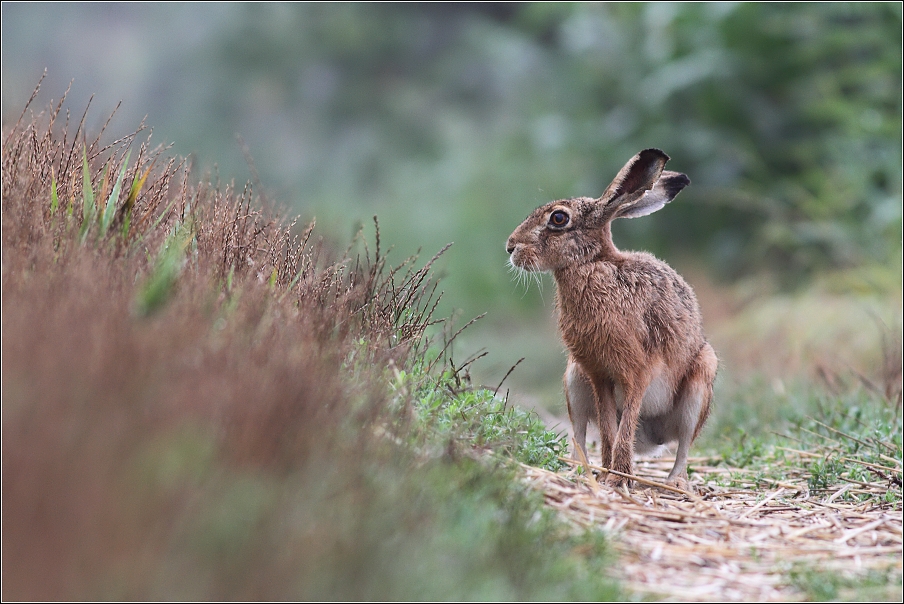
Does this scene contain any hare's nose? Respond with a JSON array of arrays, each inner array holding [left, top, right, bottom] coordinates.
[[505, 239, 516, 255]]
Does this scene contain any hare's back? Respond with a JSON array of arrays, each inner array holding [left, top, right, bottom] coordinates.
[[617, 251, 705, 348], [620, 252, 697, 303]]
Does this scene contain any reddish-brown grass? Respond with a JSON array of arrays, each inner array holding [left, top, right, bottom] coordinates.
[[2, 86, 443, 600]]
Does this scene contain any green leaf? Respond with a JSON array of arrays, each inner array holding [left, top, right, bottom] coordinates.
[[118, 162, 152, 239], [78, 146, 95, 243], [126, 163, 151, 207], [135, 220, 194, 316], [100, 150, 131, 239]]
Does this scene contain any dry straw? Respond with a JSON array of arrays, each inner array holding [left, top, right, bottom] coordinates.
[[520, 447, 902, 601]]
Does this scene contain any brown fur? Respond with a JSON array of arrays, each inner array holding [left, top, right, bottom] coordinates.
[[506, 149, 717, 490]]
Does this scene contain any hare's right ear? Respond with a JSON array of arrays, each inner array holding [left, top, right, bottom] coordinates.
[[616, 170, 690, 219], [594, 149, 687, 222], [599, 149, 669, 206]]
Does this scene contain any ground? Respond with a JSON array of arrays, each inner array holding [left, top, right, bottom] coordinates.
[[521, 448, 903, 601]]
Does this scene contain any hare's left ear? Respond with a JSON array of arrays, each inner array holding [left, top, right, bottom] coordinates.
[[596, 149, 688, 221]]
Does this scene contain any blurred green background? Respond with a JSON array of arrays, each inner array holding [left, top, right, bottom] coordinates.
[[3, 3, 901, 413]]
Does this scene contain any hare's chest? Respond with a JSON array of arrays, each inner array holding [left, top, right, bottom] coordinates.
[[555, 272, 652, 378], [557, 312, 640, 378]]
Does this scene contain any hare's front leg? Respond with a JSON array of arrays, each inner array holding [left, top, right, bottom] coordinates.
[[589, 376, 617, 471], [606, 379, 649, 488], [564, 358, 596, 465]]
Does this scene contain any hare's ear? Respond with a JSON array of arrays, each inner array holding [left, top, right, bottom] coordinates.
[[616, 170, 690, 219], [599, 148, 670, 207]]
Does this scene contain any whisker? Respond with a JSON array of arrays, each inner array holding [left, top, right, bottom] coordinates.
[[530, 262, 545, 304], [507, 259, 538, 299]]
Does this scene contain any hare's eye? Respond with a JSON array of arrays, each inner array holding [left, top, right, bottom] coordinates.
[[549, 210, 569, 228]]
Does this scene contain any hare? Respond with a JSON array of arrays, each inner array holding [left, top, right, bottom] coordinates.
[[506, 149, 717, 491]]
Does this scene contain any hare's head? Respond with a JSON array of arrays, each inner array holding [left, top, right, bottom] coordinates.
[[506, 149, 689, 272]]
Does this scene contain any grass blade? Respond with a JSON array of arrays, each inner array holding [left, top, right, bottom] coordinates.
[[78, 146, 95, 243], [49, 168, 59, 215], [117, 163, 153, 238], [100, 150, 130, 238], [135, 220, 194, 316]]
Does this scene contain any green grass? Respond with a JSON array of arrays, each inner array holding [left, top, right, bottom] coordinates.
[[788, 565, 903, 602], [710, 387, 902, 507], [403, 365, 569, 471]]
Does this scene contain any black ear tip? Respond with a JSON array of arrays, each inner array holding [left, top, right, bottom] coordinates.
[[663, 172, 691, 196], [639, 148, 670, 162]]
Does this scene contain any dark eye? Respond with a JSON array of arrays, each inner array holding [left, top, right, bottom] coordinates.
[[548, 210, 569, 228]]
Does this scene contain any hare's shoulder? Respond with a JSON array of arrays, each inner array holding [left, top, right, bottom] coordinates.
[[558, 252, 696, 312], [617, 251, 688, 288], [617, 251, 700, 311]]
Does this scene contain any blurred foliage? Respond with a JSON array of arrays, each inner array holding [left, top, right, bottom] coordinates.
[[2, 4, 901, 413], [2, 3, 900, 324]]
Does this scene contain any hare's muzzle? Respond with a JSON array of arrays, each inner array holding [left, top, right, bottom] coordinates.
[[507, 241, 532, 271], [506, 233, 522, 256]]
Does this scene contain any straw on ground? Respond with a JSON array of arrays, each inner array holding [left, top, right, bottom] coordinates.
[[521, 448, 902, 601]]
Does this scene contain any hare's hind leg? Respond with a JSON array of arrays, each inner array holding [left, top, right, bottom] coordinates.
[[564, 358, 596, 465], [667, 343, 718, 490]]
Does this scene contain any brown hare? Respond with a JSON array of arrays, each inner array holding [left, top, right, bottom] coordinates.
[[506, 149, 717, 491]]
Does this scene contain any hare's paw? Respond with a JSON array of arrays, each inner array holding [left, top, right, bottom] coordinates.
[[604, 473, 633, 490], [664, 475, 690, 493]]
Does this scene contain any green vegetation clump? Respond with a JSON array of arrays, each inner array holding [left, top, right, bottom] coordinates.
[[788, 565, 902, 602], [713, 389, 902, 508], [1, 96, 616, 601], [405, 366, 568, 471]]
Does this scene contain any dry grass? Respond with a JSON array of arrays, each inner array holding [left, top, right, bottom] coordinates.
[[520, 443, 902, 601], [2, 84, 444, 600]]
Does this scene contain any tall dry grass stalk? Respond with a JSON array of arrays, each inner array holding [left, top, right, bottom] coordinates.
[[2, 84, 445, 599]]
